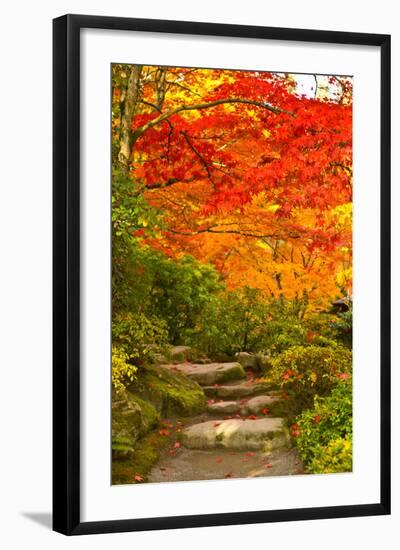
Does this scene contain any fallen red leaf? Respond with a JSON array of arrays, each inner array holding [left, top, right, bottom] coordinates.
[[173, 441, 181, 449], [216, 457, 222, 463], [245, 452, 256, 457], [159, 429, 170, 436], [134, 474, 144, 482]]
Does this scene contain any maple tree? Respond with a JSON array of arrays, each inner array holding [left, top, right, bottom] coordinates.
[[112, 64, 352, 312], [111, 67, 353, 482]]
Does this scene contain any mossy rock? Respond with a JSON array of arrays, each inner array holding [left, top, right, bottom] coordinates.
[[112, 430, 166, 484], [129, 364, 206, 417], [164, 345, 192, 363], [112, 389, 160, 460], [256, 353, 273, 373], [163, 345, 208, 364]]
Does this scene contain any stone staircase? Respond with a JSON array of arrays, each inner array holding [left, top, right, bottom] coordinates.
[[159, 359, 290, 452]]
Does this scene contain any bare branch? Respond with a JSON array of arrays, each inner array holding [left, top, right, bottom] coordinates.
[[167, 227, 301, 239], [181, 131, 214, 184], [165, 79, 203, 97], [131, 97, 294, 146]]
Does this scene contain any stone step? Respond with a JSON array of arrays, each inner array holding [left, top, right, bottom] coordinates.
[[203, 380, 270, 399], [182, 417, 290, 451], [207, 395, 281, 415], [159, 362, 245, 386]]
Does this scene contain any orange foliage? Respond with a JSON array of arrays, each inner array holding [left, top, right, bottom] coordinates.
[[117, 66, 352, 309]]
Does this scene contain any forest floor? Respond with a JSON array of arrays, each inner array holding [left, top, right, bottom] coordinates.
[[147, 360, 304, 483]]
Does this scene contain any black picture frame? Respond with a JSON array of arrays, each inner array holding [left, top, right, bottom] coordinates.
[[53, 14, 391, 536]]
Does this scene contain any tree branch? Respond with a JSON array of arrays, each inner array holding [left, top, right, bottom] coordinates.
[[181, 131, 214, 184], [167, 227, 301, 239], [131, 97, 294, 146]]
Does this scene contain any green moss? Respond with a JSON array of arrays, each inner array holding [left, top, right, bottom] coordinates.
[[130, 364, 206, 416], [112, 388, 161, 462], [112, 421, 178, 485], [112, 433, 160, 484], [129, 394, 160, 435], [218, 363, 246, 383]]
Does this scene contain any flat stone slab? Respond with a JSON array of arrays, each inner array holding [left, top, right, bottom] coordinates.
[[160, 362, 245, 386], [182, 418, 290, 451], [241, 395, 281, 414], [207, 401, 240, 414], [203, 380, 268, 398], [207, 395, 280, 415]]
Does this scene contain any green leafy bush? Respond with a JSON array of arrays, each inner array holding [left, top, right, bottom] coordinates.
[[294, 379, 352, 473], [112, 169, 164, 316], [112, 312, 168, 365], [185, 292, 349, 357], [329, 307, 352, 347], [112, 345, 138, 393], [147, 254, 223, 343], [185, 287, 272, 355], [268, 344, 352, 412]]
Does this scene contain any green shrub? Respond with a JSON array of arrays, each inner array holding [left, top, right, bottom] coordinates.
[[185, 287, 272, 355], [305, 304, 352, 349], [329, 307, 352, 348], [294, 379, 352, 473], [112, 345, 138, 393], [308, 437, 352, 473], [268, 344, 352, 412], [112, 312, 168, 365], [147, 254, 223, 344], [185, 292, 348, 357]]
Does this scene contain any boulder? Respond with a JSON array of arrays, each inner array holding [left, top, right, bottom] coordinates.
[[160, 362, 245, 386], [130, 364, 206, 416], [151, 352, 169, 365], [235, 351, 258, 369], [169, 345, 193, 363], [256, 353, 272, 373], [182, 418, 290, 451], [112, 389, 159, 459]]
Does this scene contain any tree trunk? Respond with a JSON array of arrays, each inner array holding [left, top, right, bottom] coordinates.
[[118, 65, 143, 172]]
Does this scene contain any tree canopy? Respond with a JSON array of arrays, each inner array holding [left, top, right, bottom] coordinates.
[[112, 65, 352, 311]]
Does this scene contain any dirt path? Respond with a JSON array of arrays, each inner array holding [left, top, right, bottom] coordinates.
[[149, 447, 303, 482]]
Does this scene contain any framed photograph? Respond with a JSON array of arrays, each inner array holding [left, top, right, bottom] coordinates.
[[53, 14, 391, 535]]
